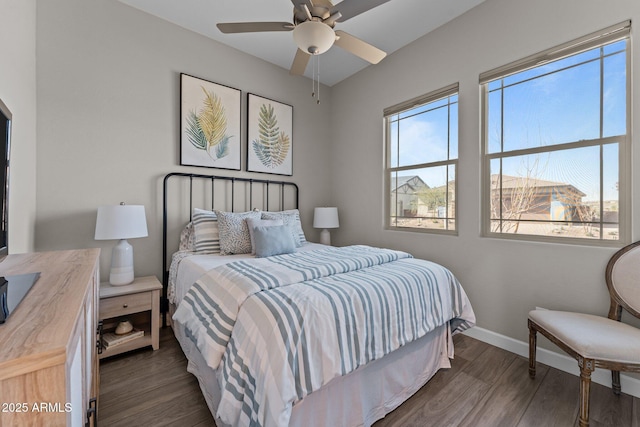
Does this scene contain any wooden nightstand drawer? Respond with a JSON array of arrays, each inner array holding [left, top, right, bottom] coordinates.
[[100, 291, 151, 319]]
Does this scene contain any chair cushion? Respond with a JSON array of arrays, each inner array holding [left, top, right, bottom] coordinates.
[[528, 309, 640, 365]]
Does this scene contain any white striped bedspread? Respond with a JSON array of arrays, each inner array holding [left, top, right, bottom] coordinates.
[[173, 245, 475, 427]]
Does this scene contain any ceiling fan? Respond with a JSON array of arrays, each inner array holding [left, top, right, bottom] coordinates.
[[217, 0, 390, 75]]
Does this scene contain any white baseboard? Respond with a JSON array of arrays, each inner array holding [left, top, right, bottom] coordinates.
[[463, 326, 640, 399]]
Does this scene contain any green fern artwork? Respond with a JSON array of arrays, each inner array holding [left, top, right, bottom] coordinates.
[[185, 86, 232, 160], [251, 104, 291, 168]]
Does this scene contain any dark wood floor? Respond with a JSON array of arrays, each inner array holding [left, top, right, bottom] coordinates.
[[99, 327, 639, 426]]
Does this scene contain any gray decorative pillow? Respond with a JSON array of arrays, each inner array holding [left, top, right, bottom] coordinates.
[[246, 218, 283, 254], [192, 208, 220, 254], [253, 225, 296, 258], [215, 210, 262, 255], [261, 209, 307, 247], [178, 221, 195, 251]]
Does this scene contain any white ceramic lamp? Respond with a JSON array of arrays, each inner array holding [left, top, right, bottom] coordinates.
[[313, 207, 339, 246], [95, 203, 148, 286]]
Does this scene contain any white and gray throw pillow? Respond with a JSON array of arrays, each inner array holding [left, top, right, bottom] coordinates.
[[215, 210, 262, 255], [178, 221, 196, 251], [261, 209, 307, 247], [192, 208, 220, 254]]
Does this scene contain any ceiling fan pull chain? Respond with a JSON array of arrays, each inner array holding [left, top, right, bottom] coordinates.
[[311, 54, 316, 98], [316, 54, 320, 104]]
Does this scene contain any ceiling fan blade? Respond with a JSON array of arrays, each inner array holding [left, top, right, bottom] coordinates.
[[331, 0, 391, 22], [290, 49, 311, 75], [291, 0, 334, 9], [314, 0, 334, 8], [334, 30, 386, 64], [217, 22, 294, 34]]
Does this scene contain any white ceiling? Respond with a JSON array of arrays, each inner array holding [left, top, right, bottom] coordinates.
[[118, 0, 485, 86]]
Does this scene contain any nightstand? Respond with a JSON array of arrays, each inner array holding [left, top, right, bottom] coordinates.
[[99, 276, 161, 359]]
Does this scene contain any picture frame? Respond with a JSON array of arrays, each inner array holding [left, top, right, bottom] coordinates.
[[247, 93, 293, 176], [180, 73, 241, 170]]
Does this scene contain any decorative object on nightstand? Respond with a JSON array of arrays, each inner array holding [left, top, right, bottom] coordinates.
[[99, 276, 162, 359], [313, 207, 339, 245], [95, 203, 148, 286], [114, 319, 133, 335]]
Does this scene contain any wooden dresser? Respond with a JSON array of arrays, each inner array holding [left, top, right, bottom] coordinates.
[[0, 249, 100, 427]]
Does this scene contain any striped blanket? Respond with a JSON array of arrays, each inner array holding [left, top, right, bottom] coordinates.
[[173, 245, 475, 427]]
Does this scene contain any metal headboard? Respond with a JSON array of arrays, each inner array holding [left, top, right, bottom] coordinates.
[[162, 172, 299, 326]]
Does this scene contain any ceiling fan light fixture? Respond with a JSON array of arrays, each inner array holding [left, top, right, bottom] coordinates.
[[293, 20, 335, 55]]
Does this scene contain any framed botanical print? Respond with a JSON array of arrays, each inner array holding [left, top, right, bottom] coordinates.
[[180, 73, 241, 170], [247, 93, 293, 176]]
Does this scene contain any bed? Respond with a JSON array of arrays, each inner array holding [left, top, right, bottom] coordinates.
[[162, 172, 475, 427]]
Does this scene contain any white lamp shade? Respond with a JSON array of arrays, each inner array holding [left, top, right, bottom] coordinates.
[[313, 207, 339, 229], [293, 21, 336, 55], [95, 204, 147, 286], [95, 204, 148, 240]]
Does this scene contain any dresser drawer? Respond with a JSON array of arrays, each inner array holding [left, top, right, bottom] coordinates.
[[100, 291, 152, 319]]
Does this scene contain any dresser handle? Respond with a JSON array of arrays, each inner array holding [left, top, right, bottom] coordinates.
[[123, 303, 128, 308], [86, 397, 97, 427], [97, 321, 104, 355]]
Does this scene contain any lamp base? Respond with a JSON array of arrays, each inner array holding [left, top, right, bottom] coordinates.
[[319, 229, 331, 246], [109, 239, 135, 286]]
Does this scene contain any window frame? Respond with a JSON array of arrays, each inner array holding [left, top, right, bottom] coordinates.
[[480, 21, 631, 246], [384, 83, 459, 235]]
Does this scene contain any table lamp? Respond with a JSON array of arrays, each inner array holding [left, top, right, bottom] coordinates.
[[95, 203, 148, 285], [313, 207, 339, 245]]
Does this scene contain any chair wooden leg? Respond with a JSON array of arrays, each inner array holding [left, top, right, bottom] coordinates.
[[528, 321, 537, 378], [578, 358, 594, 427], [612, 370, 621, 395]]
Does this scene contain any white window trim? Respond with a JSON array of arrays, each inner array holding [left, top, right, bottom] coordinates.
[[384, 83, 459, 234], [480, 22, 631, 246]]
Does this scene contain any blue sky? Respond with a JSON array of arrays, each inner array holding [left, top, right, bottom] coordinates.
[[390, 40, 626, 203], [389, 95, 457, 189]]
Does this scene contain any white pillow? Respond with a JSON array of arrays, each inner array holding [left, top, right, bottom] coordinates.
[[246, 218, 283, 254], [261, 209, 307, 247], [215, 210, 262, 255]]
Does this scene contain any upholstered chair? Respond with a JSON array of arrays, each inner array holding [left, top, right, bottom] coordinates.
[[528, 241, 640, 427]]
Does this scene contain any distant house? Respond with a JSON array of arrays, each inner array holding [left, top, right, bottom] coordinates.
[[392, 174, 587, 222], [492, 174, 587, 221], [390, 176, 429, 216]]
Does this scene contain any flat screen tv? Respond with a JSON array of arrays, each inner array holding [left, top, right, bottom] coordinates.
[[0, 98, 11, 257]]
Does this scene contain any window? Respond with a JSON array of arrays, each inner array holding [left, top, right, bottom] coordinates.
[[481, 22, 630, 244], [384, 84, 458, 233]]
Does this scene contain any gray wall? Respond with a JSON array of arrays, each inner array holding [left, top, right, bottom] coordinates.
[[0, 0, 37, 254], [22, 0, 640, 358], [35, 0, 333, 280], [330, 0, 640, 345]]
